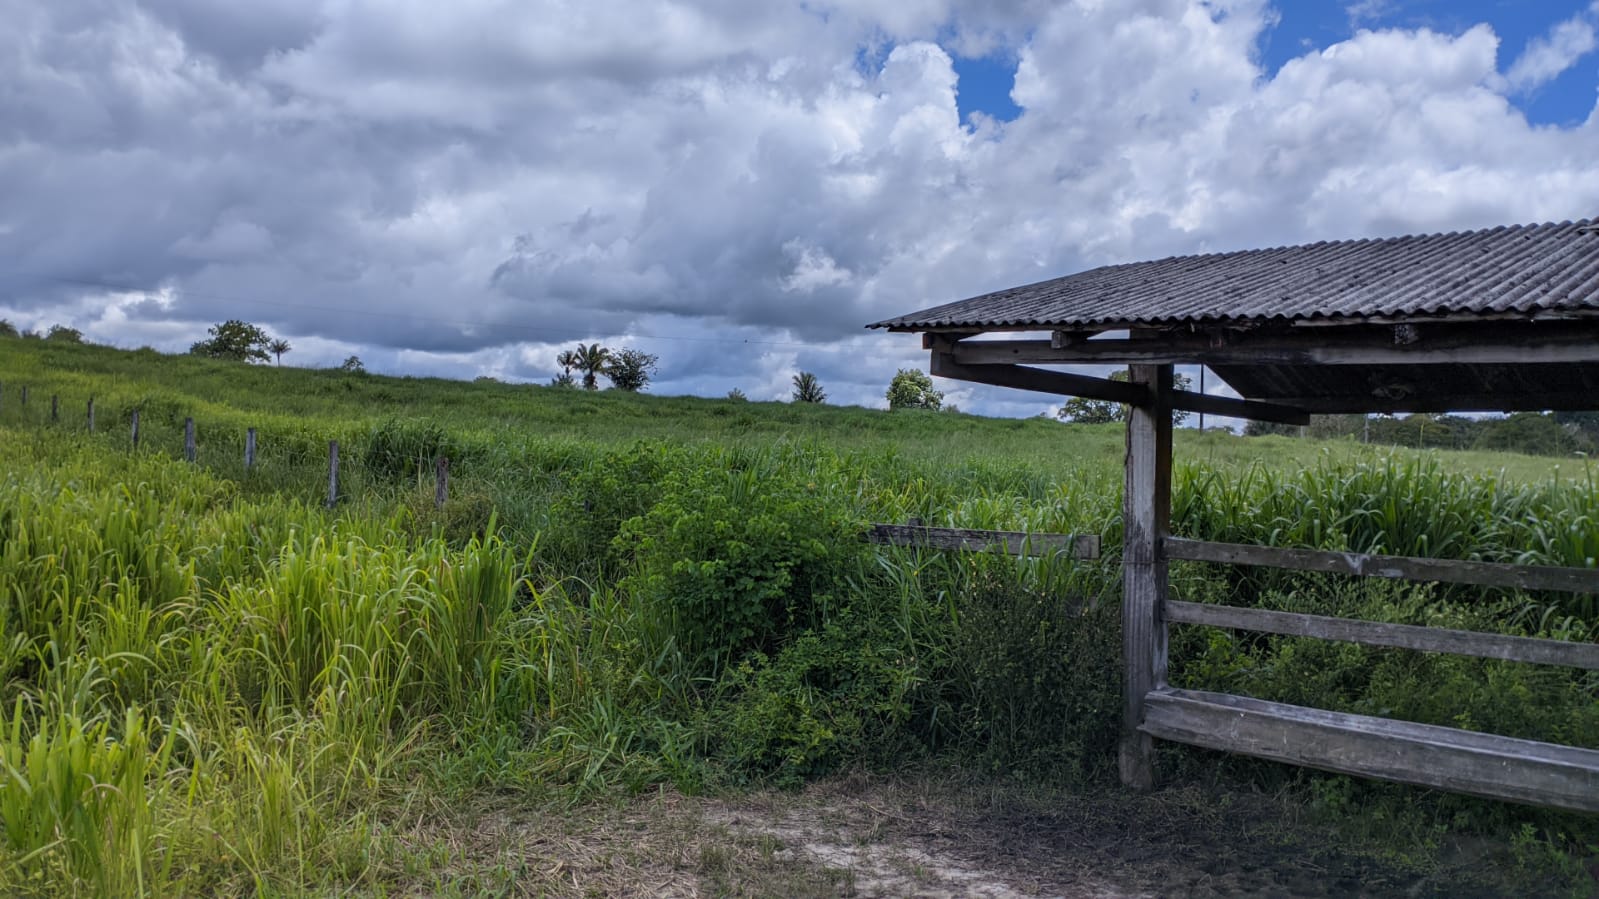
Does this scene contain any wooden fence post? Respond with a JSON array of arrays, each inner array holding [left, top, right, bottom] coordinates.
[[184, 418, 196, 462], [1120, 363, 1173, 791], [131, 409, 140, 449], [435, 456, 449, 510], [87, 397, 95, 432], [50, 395, 58, 422], [326, 440, 339, 508], [245, 428, 257, 471]]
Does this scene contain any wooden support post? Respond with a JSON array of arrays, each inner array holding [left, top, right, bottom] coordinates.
[[245, 428, 257, 470], [435, 456, 449, 510], [50, 395, 58, 422], [327, 440, 339, 508], [131, 409, 140, 449], [184, 418, 196, 462], [1121, 363, 1173, 790], [87, 397, 95, 432]]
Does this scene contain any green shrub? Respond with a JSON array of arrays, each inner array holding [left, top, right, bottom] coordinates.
[[618, 450, 862, 677]]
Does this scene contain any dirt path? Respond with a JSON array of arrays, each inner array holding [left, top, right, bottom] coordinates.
[[394, 771, 1543, 897]]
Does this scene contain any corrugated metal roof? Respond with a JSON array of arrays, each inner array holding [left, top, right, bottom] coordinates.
[[869, 220, 1599, 331]]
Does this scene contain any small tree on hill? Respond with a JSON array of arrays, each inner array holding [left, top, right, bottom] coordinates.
[[573, 343, 611, 390], [191, 320, 272, 363], [886, 368, 942, 411], [604, 348, 658, 392], [550, 371, 577, 388], [268, 338, 291, 365], [791, 371, 825, 403], [727, 387, 748, 401], [0, 320, 19, 338], [46, 324, 84, 343], [340, 355, 366, 374]]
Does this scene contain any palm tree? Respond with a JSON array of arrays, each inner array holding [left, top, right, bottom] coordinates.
[[791, 371, 825, 403], [556, 348, 579, 379], [269, 338, 291, 365], [574, 343, 611, 390]]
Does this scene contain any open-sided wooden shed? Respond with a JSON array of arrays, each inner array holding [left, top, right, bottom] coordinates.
[[869, 219, 1599, 812]]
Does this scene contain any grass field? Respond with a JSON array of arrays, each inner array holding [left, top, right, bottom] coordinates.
[[1, 338, 1596, 896]]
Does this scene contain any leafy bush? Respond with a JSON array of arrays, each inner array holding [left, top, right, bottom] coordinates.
[[618, 449, 862, 677]]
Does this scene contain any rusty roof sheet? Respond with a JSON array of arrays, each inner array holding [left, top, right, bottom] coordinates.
[[870, 220, 1599, 331]]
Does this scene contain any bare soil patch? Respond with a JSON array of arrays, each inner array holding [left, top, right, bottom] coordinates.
[[390, 772, 1552, 897]]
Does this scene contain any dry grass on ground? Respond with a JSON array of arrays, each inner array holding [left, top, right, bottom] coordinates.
[[388, 771, 1548, 898]]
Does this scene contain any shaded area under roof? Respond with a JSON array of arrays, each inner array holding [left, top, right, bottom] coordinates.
[[871, 219, 1599, 332]]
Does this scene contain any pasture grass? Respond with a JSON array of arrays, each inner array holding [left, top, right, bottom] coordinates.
[[0, 338, 1594, 894]]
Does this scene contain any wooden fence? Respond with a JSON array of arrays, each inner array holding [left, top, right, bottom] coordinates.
[[867, 519, 1599, 814], [0, 383, 452, 510]]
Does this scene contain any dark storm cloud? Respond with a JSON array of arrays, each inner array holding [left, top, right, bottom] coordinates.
[[2, 0, 1597, 416]]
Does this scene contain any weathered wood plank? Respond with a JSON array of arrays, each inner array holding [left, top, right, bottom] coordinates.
[[1120, 363, 1172, 791], [947, 325, 1599, 368], [865, 524, 1101, 559], [1164, 600, 1599, 669], [327, 440, 340, 508], [184, 417, 196, 462], [1165, 537, 1599, 594], [930, 353, 1148, 404], [930, 353, 1308, 424], [1170, 391, 1309, 427], [1140, 688, 1599, 813]]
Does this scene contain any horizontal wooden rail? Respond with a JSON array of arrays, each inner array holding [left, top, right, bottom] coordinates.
[[1165, 600, 1599, 669], [1165, 537, 1599, 594], [1140, 688, 1599, 813], [866, 524, 1100, 559]]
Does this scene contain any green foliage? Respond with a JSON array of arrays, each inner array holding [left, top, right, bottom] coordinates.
[[948, 566, 1121, 781], [791, 371, 825, 404], [339, 355, 365, 374], [572, 343, 610, 390], [604, 348, 658, 392], [717, 616, 924, 788], [362, 417, 458, 482], [726, 388, 747, 401], [618, 449, 861, 676], [0, 319, 17, 338], [190, 319, 273, 362], [45, 324, 84, 343], [886, 368, 942, 411], [268, 338, 291, 364]]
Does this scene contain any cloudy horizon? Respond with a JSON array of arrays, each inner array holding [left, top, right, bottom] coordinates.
[[4, 0, 1599, 417]]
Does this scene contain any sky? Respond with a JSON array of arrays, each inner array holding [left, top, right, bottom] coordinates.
[[3, 0, 1599, 418]]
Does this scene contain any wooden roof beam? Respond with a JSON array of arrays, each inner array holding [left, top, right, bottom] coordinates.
[[929, 354, 1310, 425], [944, 322, 1599, 367]]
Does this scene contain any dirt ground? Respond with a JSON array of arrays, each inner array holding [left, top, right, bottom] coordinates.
[[394, 771, 1576, 898]]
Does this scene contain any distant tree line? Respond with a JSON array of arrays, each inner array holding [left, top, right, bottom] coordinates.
[[0, 320, 88, 343], [1246, 412, 1599, 457]]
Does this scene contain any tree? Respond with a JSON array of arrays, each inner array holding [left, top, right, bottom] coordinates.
[[572, 343, 611, 390], [886, 368, 943, 411], [0, 319, 18, 338], [268, 338, 291, 365], [791, 371, 826, 403], [340, 355, 366, 374], [1055, 369, 1191, 425], [550, 371, 577, 388], [556, 349, 579, 380], [726, 387, 748, 401], [604, 348, 658, 392], [191, 320, 272, 362], [45, 324, 84, 343]]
